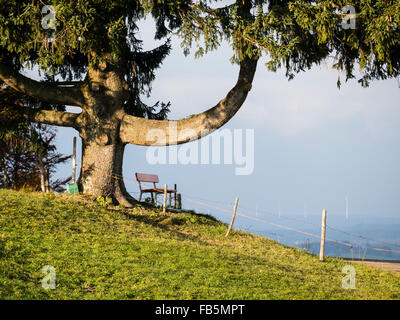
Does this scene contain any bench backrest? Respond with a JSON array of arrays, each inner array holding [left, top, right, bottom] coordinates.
[[135, 173, 159, 183]]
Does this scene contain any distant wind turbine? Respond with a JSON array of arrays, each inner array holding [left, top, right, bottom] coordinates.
[[278, 202, 281, 218], [345, 195, 349, 220]]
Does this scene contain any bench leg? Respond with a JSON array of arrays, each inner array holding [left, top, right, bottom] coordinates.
[[174, 184, 177, 209], [174, 192, 177, 209]]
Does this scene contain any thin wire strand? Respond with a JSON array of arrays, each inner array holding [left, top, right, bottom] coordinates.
[[326, 224, 400, 248], [73, 164, 400, 256], [183, 195, 400, 255]]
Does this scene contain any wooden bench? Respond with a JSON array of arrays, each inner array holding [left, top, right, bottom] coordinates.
[[135, 173, 177, 207]]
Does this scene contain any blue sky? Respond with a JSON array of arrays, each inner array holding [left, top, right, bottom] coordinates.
[[52, 17, 400, 231]]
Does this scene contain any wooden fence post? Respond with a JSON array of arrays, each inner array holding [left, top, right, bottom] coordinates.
[[72, 137, 77, 184], [176, 193, 182, 210], [319, 209, 327, 261], [225, 197, 239, 237], [162, 184, 167, 215]]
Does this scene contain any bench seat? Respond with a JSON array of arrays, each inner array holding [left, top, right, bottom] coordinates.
[[135, 173, 177, 207]]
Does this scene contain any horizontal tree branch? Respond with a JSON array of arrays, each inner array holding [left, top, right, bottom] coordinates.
[[120, 57, 258, 146], [0, 107, 80, 128], [0, 62, 84, 107], [27, 109, 80, 128]]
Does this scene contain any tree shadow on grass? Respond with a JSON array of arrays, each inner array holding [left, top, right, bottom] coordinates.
[[109, 205, 222, 246]]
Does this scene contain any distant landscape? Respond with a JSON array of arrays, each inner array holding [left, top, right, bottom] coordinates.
[[196, 208, 400, 262]]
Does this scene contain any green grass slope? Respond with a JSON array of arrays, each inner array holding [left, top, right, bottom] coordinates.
[[0, 190, 399, 300]]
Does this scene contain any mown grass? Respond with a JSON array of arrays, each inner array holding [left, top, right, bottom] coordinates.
[[0, 189, 399, 300]]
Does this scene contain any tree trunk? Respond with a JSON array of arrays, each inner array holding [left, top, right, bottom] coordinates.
[[45, 168, 50, 193], [79, 131, 137, 207], [2, 167, 8, 188], [75, 52, 139, 206], [38, 157, 46, 193]]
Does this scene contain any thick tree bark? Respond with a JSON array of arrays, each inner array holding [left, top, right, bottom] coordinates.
[[75, 54, 139, 206], [79, 134, 137, 206]]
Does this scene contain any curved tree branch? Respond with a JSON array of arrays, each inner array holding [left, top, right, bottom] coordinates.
[[0, 62, 84, 107], [120, 56, 258, 146]]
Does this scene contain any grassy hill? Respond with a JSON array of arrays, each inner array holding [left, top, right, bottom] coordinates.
[[0, 189, 399, 300]]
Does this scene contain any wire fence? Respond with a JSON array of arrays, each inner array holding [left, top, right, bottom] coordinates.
[[71, 166, 400, 261], [184, 195, 400, 259]]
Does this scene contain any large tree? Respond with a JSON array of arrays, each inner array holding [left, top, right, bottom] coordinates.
[[0, 0, 399, 205]]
